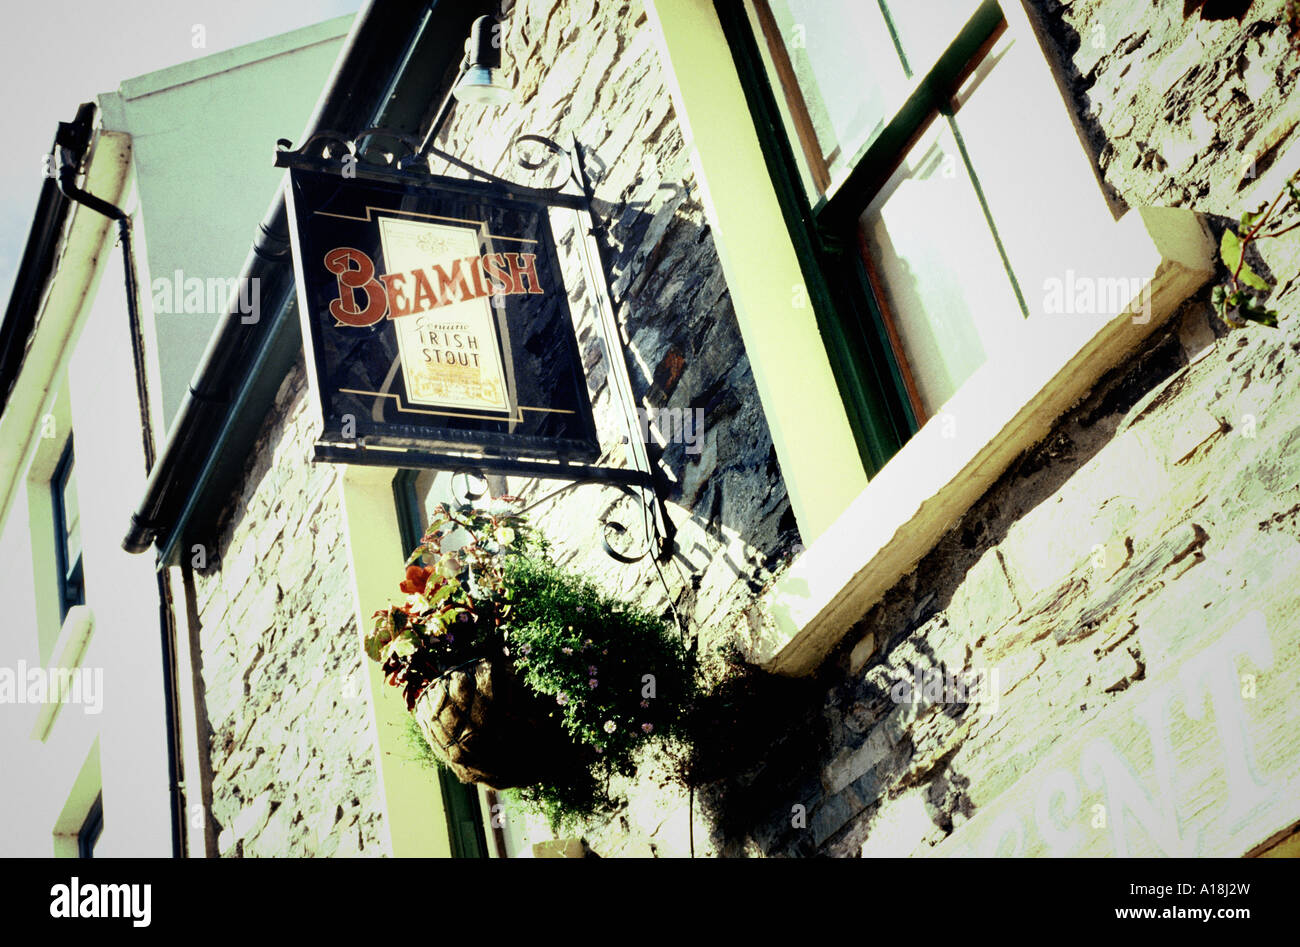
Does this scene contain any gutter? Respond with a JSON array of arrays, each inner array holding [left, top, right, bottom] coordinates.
[[0, 108, 89, 417], [121, 0, 441, 555]]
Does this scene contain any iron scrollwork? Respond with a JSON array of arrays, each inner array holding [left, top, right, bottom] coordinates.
[[274, 127, 578, 200]]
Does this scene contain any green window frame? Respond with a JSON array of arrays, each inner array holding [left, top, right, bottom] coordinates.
[[77, 793, 103, 858], [52, 436, 84, 622], [716, 0, 1013, 473]]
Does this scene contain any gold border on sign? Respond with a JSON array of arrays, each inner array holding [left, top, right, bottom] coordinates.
[[339, 388, 575, 423], [314, 206, 538, 244]]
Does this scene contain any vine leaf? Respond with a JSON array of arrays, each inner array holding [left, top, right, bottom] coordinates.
[[1220, 228, 1244, 272], [1220, 229, 1271, 291], [1239, 266, 1271, 292]]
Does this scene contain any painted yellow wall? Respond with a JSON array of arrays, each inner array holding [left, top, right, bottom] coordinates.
[[338, 464, 454, 858], [644, 0, 869, 542]]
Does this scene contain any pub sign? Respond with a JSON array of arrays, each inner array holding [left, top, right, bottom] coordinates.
[[285, 167, 600, 462]]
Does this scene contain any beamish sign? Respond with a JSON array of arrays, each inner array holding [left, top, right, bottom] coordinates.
[[285, 167, 599, 461]]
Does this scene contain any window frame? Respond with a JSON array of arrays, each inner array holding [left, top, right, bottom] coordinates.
[[77, 793, 103, 858], [719, 0, 1012, 465], [51, 436, 84, 623], [694, 0, 1216, 675]]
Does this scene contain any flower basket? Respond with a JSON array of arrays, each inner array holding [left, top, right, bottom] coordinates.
[[411, 655, 578, 790], [367, 499, 698, 824]]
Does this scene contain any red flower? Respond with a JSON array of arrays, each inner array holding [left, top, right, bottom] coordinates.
[[400, 565, 433, 594]]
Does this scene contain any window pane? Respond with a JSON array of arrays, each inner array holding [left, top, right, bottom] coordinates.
[[61, 454, 81, 559], [859, 119, 1024, 416], [880, 0, 982, 78], [751, 0, 909, 194], [952, 32, 1131, 322]]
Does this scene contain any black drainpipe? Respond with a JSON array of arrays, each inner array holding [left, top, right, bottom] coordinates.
[[55, 109, 186, 859]]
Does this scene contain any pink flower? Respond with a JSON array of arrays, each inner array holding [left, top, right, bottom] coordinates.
[[641, 723, 654, 733], [588, 679, 598, 689], [562, 647, 573, 655], [556, 693, 569, 706], [588, 665, 598, 675], [640, 700, 650, 708], [603, 720, 617, 734]]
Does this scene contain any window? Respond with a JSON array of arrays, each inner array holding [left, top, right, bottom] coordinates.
[[51, 437, 84, 622], [730, 0, 1100, 452], [77, 794, 103, 858]]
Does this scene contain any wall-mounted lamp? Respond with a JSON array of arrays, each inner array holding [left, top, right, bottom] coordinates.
[[452, 15, 514, 107]]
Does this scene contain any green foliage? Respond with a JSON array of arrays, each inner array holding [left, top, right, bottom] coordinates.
[[365, 498, 542, 709], [402, 712, 446, 771], [1214, 170, 1299, 329], [498, 556, 697, 777], [364, 500, 699, 830]]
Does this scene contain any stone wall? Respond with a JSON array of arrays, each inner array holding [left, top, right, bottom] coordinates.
[[690, 0, 1300, 858], [188, 0, 799, 857], [191, 362, 388, 857], [186, 0, 1300, 858], [432, 0, 799, 645]]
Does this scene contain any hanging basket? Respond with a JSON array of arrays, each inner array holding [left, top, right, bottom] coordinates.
[[412, 656, 577, 790]]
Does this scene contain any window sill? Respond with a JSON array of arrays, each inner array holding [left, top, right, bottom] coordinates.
[[31, 604, 95, 741], [744, 205, 1215, 676]]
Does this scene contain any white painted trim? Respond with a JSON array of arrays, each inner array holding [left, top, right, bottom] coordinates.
[[748, 207, 1215, 675], [30, 605, 96, 742]]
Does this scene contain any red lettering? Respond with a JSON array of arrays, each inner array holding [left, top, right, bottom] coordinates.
[[504, 252, 544, 295], [379, 272, 411, 318], [324, 248, 388, 327], [410, 268, 437, 313], [482, 253, 512, 295], [431, 258, 476, 306]]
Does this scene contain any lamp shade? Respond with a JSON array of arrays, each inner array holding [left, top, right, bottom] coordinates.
[[453, 15, 514, 107], [453, 66, 514, 106]]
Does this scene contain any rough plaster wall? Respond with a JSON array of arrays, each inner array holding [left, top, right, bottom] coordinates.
[[716, 0, 1300, 858], [191, 364, 388, 857]]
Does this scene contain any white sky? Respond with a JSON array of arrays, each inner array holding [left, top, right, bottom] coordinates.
[[0, 0, 363, 307]]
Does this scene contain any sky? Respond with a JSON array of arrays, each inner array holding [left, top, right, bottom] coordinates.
[[0, 0, 363, 308]]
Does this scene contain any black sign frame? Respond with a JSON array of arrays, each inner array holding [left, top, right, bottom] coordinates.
[[283, 164, 601, 464]]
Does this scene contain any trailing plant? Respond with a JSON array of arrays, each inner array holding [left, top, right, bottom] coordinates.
[[1213, 167, 1300, 328], [364, 498, 698, 828]]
